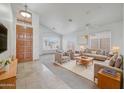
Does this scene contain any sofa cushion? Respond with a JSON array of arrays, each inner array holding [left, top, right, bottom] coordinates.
[[114, 55, 122, 68], [56, 49, 63, 53], [62, 56, 70, 60], [100, 50, 105, 55], [96, 50, 101, 54], [84, 53, 107, 59], [75, 51, 80, 54], [63, 52, 69, 56], [109, 54, 118, 66], [104, 51, 109, 56], [84, 48, 91, 53], [74, 54, 80, 57]]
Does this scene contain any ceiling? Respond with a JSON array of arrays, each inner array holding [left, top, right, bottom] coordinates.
[[12, 3, 123, 35]]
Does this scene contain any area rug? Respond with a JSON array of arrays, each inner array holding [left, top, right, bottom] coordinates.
[[55, 60, 102, 82]]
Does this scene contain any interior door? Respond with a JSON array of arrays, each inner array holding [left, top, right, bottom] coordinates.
[[16, 25, 33, 62]]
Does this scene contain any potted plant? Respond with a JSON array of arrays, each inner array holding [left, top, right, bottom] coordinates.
[[0, 59, 11, 72], [0, 60, 3, 72], [3, 59, 11, 71]]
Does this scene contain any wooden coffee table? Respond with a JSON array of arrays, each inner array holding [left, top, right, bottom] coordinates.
[[75, 56, 93, 68]]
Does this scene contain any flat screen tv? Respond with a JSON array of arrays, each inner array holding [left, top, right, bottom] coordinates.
[[0, 23, 7, 53]]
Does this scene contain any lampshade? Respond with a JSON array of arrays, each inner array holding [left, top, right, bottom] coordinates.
[[20, 10, 31, 18], [112, 46, 120, 53], [20, 4, 32, 18], [80, 45, 85, 50]]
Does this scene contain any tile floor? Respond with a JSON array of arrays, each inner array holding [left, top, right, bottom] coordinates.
[[16, 61, 70, 89], [16, 54, 98, 89]]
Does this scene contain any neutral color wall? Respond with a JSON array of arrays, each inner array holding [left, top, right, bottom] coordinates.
[[122, 4, 124, 56], [39, 25, 62, 55], [0, 4, 14, 60], [62, 32, 78, 51], [62, 21, 123, 54], [32, 13, 40, 60]]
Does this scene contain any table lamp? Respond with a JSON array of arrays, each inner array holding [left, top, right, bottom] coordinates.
[[80, 45, 85, 51], [112, 46, 120, 54]]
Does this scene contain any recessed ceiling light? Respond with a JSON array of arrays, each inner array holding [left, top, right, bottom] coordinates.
[[68, 19, 72, 22], [86, 10, 91, 15], [86, 23, 90, 27], [52, 27, 55, 30]]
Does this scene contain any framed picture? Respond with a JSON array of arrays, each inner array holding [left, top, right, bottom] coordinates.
[[43, 37, 60, 50]]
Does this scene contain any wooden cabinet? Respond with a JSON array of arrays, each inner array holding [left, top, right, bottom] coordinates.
[[16, 25, 33, 62], [98, 69, 121, 89], [0, 59, 17, 89]]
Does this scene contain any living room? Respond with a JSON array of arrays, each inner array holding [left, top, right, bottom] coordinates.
[[0, 3, 124, 89]]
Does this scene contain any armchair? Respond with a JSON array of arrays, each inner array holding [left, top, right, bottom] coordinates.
[[94, 55, 123, 88], [55, 52, 70, 64]]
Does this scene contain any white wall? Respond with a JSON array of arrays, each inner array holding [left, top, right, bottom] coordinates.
[[110, 21, 123, 54], [62, 21, 123, 54], [122, 4, 124, 56], [39, 25, 62, 55], [0, 4, 14, 60], [32, 13, 40, 60], [62, 32, 78, 51]]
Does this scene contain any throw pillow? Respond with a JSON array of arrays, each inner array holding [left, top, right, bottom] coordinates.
[[109, 57, 115, 66], [114, 56, 122, 68], [100, 50, 105, 55], [85, 48, 91, 53], [105, 51, 109, 56], [63, 52, 69, 56], [91, 51, 96, 54], [80, 51, 84, 56], [109, 54, 118, 66]]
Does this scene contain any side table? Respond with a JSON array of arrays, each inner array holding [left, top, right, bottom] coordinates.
[[98, 69, 121, 89]]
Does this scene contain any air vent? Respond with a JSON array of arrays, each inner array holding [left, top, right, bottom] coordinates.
[[68, 19, 72, 22]]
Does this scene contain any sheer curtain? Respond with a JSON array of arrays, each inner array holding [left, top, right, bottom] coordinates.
[[89, 31, 111, 51]]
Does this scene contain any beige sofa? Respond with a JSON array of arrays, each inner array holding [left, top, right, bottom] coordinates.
[[82, 48, 108, 61], [67, 49, 108, 61], [94, 55, 123, 88], [84, 53, 107, 61]]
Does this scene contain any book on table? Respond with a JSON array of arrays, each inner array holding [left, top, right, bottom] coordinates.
[[102, 68, 117, 77]]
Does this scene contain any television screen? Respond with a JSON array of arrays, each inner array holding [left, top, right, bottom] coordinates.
[[0, 23, 7, 53]]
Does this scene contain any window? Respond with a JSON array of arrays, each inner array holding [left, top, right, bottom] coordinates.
[[43, 37, 60, 50], [90, 33, 98, 49], [89, 31, 111, 51]]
